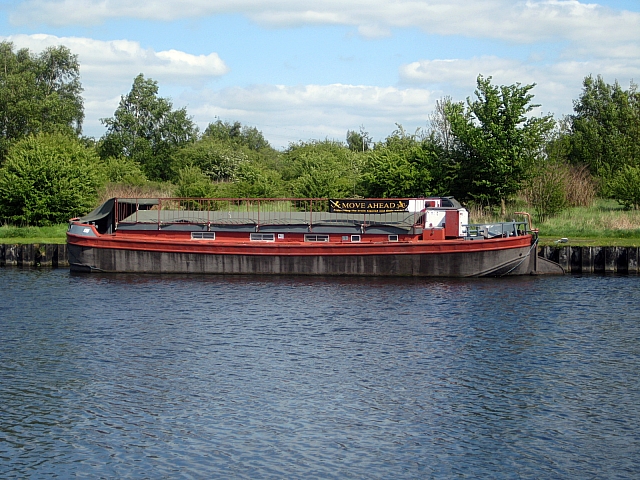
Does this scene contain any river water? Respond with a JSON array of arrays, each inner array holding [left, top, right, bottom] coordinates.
[[1, 269, 639, 479]]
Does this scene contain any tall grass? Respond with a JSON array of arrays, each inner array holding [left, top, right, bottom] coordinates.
[[98, 182, 176, 204], [538, 199, 640, 238]]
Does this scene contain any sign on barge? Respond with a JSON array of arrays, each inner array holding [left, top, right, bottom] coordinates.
[[66, 197, 563, 277]]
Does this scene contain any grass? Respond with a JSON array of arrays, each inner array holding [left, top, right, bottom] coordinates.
[[536, 199, 640, 246], [463, 198, 640, 247], [0, 224, 67, 244]]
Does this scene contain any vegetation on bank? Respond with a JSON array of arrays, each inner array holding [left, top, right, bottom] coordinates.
[[1, 41, 639, 243]]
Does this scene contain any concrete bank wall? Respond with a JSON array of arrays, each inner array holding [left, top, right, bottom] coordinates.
[[0, 243, 638, 274], [0, 244, 68, 267], [539, 245, 639, 274]]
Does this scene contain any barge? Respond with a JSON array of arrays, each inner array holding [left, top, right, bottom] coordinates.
[[67, 197, 563, 276]]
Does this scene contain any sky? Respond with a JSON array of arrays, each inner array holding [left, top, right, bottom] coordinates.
[[1, 0, 639, 149]]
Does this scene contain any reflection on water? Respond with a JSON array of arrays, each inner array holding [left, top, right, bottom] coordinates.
[[1, 270, 639, 478]]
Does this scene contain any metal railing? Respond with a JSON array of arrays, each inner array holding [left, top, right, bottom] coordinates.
[[114, 197, 423, 230], [464, 220, 530, 239]]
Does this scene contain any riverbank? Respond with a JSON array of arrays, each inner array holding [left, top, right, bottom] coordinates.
[[1, 243, 638, 274]]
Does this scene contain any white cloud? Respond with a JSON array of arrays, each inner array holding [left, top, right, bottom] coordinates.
[[399, 54, 640, 119], [10, 0, 640, 52], [182, 84, 437, 148], [3, 34, 228, 83], [2, 34, 229, 137]]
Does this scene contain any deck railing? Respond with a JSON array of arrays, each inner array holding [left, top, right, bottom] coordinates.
[[114, 197, 423, 230], [464, 221, 530, 239]]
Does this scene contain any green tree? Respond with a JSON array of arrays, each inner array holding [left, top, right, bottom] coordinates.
[[171, 136, 248, 182], [101, 156, 148, 186], [609, 165, 640, 210], [99, 74, 197, 181], [281, 140, 359, 199], [346, 126, 372, 152], [0, 42, 84, 160], [568, 75, 640, 185], [174, 165, 217, 198], [203, 120, 270, 151], [0, 133, 103, 225], [227, 163, 284, 198], [360, 126, 435, 198], [445, 75, 554, 208]]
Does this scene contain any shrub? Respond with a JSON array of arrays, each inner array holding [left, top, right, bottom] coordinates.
[[521, 162, 569, 221], [174, 166, 217, 199], [101, 156, 148, 186], [0, 133, 103, 225], [609, 165, 640, 210]]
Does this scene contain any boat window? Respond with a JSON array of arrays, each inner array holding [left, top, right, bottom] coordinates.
[[304, 234, 329, 242], [351, 235, 361, 242], [388, 235, 399, 242], [191, 232, 215, 240], [250, 233, 275, 241]]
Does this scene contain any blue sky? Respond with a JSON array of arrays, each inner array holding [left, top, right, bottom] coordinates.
[[2, 0, 639, 148]]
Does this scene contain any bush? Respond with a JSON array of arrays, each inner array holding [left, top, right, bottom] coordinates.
[[521, 161, 571, 222], [521, 162, 598, 221], [0, 133, 104, 225], [101, 156, 148, 186], [609, 165, 640, 210], [174, 166, 218, 198], [171, 137, 249, 182]]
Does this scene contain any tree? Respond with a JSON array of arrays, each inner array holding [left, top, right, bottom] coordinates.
[[0, 133, 103, 225], [281, 140, 359, 199], [445, 75, 554, 209], [360, 126, 435, 198], [609, 165, 640, 210], [171, 136, 248, 182], [0, 42, 84, 160], [346, 126, 372, 152], [568, 75, 640, 185], [203, 120, 270, 151], [99, 74, 197, 181]]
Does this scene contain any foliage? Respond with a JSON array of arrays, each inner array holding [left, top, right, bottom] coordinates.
[[281, 140, 359, 199], [521, 162, 570, 221], [568, 75, 640, 184], [346, 127, 372, 152], [203, 120, 270, 151], [174, 166, 218, 198], [227, 163, 285, 198], [445, 75, 555, 206], [0, 41, 84, 160], [99, 74, 197, 181], [101, 156, 147, 185], [0, 133, 103, 225], [360, 126, 436, 198], [171, 136, 248, 182], [609, 165, 640, 210]]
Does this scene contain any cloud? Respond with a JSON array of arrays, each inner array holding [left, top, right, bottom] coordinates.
[[182, 84, 438, 148], [3, 34, 229, 84], [399, 54, 640, 118], [9, 1, 640, 47], [2, 34, 230, 136]]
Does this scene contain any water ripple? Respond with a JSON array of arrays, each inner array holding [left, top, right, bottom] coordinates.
[[1, 270, 639, 478]]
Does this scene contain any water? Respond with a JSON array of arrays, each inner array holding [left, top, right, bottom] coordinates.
[[1, 269, 639, 479]]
